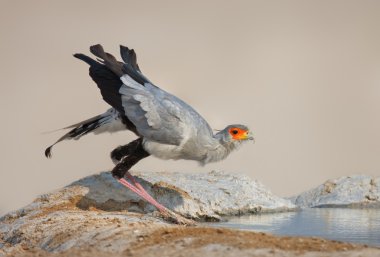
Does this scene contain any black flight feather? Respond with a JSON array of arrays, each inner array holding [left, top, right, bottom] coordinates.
[[73, 52, 138, 134]]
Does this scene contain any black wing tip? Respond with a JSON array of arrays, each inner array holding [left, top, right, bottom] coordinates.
[[73, 53, 86, 59], [90, 44, 105, 57], [45, 146, 53, 158], [73, 53, 100, 66], [89, 44, 123, 76], [120, 45, 136, 62], [120, 44, 132, 53], [120, 44, 145, 81], [91, 44, 103, 49]]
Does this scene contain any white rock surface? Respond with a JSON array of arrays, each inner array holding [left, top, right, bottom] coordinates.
[[1, 171, 378, 257], [0, 170, 295, 255], [0, 194, 166, 255], [70, 170, 296, 219], [291, 175, 380, 208]]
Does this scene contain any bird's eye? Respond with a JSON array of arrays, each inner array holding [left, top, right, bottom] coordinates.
[[232, 130, 238, 135]]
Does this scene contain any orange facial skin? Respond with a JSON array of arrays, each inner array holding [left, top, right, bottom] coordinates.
[[228, 127, 249, 140]]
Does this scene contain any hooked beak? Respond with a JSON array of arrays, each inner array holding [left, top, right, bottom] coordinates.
[[244, 131, 255, 143]]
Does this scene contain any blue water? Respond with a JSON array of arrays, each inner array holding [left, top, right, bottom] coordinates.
[[212, 208, 380, 247]]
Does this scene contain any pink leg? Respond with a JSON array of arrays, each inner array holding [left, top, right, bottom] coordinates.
[[124, 172, 167, 211], [117, 173, 196, 225], [118, 177, 167, 212]]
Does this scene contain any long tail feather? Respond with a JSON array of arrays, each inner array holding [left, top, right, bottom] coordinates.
[[45, 114, 104, 158], [44, 109, 124, 158]]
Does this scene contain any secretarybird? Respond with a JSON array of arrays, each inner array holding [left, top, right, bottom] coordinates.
[[45, 44, 254, 224]]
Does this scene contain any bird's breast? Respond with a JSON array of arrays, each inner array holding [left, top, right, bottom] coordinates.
[[142, 138, 208, 161]]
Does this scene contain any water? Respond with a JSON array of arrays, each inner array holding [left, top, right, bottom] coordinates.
[[212, 208, 380, 247]]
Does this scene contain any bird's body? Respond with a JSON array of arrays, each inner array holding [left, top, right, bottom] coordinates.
[[118, 74, 220, 164], [45, 44, 253, 224]]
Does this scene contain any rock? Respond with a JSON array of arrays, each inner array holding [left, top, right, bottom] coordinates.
[[0, 202, 165, 255], [0, 209, 376, 257], [291, 175, 380, 208], [1, 171, 378, 257], [0, 170, 294, 254], [69, 170, 296, 220]]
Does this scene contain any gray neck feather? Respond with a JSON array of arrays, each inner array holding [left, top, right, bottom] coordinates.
[[201, 132, 242, 165]]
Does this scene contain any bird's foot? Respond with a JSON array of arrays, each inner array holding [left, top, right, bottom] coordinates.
[[157, 209, 196, 226], [116, 172, 195, 226]]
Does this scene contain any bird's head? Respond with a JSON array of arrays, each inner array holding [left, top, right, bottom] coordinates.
[[215, 124, 254, 146]]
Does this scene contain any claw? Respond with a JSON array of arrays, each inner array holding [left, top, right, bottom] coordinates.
[[158, 210, 196, 226]]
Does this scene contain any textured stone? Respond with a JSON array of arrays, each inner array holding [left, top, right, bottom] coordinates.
[[0, 170, 294, 255], [291, 175, 380, 208], [1, 172, 377, 257], [70, 170, 296, 220]]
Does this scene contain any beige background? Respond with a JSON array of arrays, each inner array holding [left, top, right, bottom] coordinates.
[[1, 0, 379, 215]]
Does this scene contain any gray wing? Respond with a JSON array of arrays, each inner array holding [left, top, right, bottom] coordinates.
[[119, 75, 213, 145]]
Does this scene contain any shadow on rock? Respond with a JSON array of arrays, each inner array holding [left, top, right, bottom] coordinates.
[[71, 172, 185, 214]]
